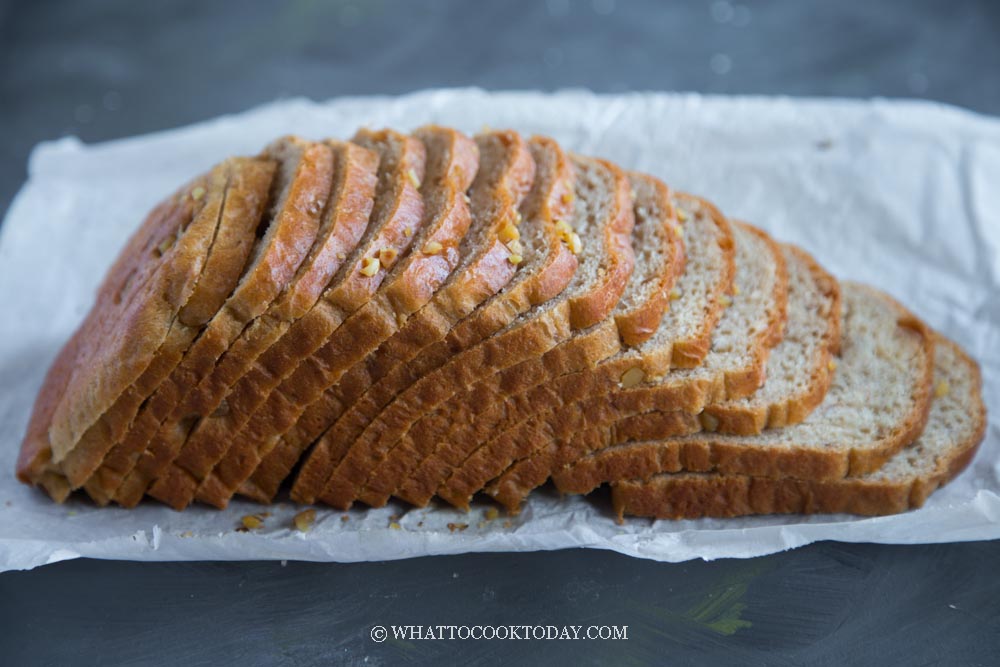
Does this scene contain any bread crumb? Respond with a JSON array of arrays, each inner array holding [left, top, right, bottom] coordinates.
[[935, 380, 950, 398], [676, 208, 689, 222], [423, 241, 443, 255], [241, 514, 263, 530], [447, 522, 469, 532], [485, 507, 499, 521], [389, 521, 402, 530], [669, 289, 682, 301], [403, 226, 412, 237], [293, 509, 316, 532], [190, 186, 206, 200], [340, 514, 349, 522], [561, 191, 574, 205], [719, 295, 733, 307], [180, 530, 194, 538], [828, 359, 838, 372]]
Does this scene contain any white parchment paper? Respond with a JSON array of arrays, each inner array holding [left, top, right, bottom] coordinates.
[[1, 89, 998, 572]]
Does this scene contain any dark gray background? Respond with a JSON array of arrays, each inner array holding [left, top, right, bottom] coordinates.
[[1, 1, 999, 665]]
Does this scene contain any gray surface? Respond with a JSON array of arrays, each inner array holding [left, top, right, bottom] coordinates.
[[1, 0, 999, 664]]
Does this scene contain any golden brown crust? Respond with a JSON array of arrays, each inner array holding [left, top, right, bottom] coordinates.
[[197, 127, 479, 507], [16, 179, 216, 493], [281, 130, 538, 506], [313, 154, 636, 510], [137, 141, 381, 508], [46, 159, 279, 498], [91, 139, 332, 507], [158, 129, 428, 510], [44, 166, 231, 467]]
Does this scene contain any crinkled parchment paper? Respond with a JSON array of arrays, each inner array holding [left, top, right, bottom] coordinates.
[[1, 89, 998, 572]]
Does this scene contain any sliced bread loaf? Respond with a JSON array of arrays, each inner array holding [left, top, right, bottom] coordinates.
[[313, 155, 636, 510], [190, 127, 481, 509], [554, 282, 935, 496], [253, 132, 561, 504], [467, 219, 788, 511], [133, 140, 381, 508], [17, 161, 252, 500], [286, 130, 542, 506], [384, 172, 686, 508], [611, 336, 984, 520], [54, 154, 284, 493]]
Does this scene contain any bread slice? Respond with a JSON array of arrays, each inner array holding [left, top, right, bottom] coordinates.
[[611, 335, 984, 520], [136, 129, 428, 510], [383, 173, 687, 509], [285, 130, 543, 506], [467, 219, 788, 511], [312, 155, 636, 510], [126, 140, 380, 507], [252, 133, 562, 504], [48, 155, 284, 495], [188, 127, 482, 509], [555, 283, 935, 496], [613, 244, 841, 442], [70, 139, 332, 505], [16, 159, 262, 500]]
